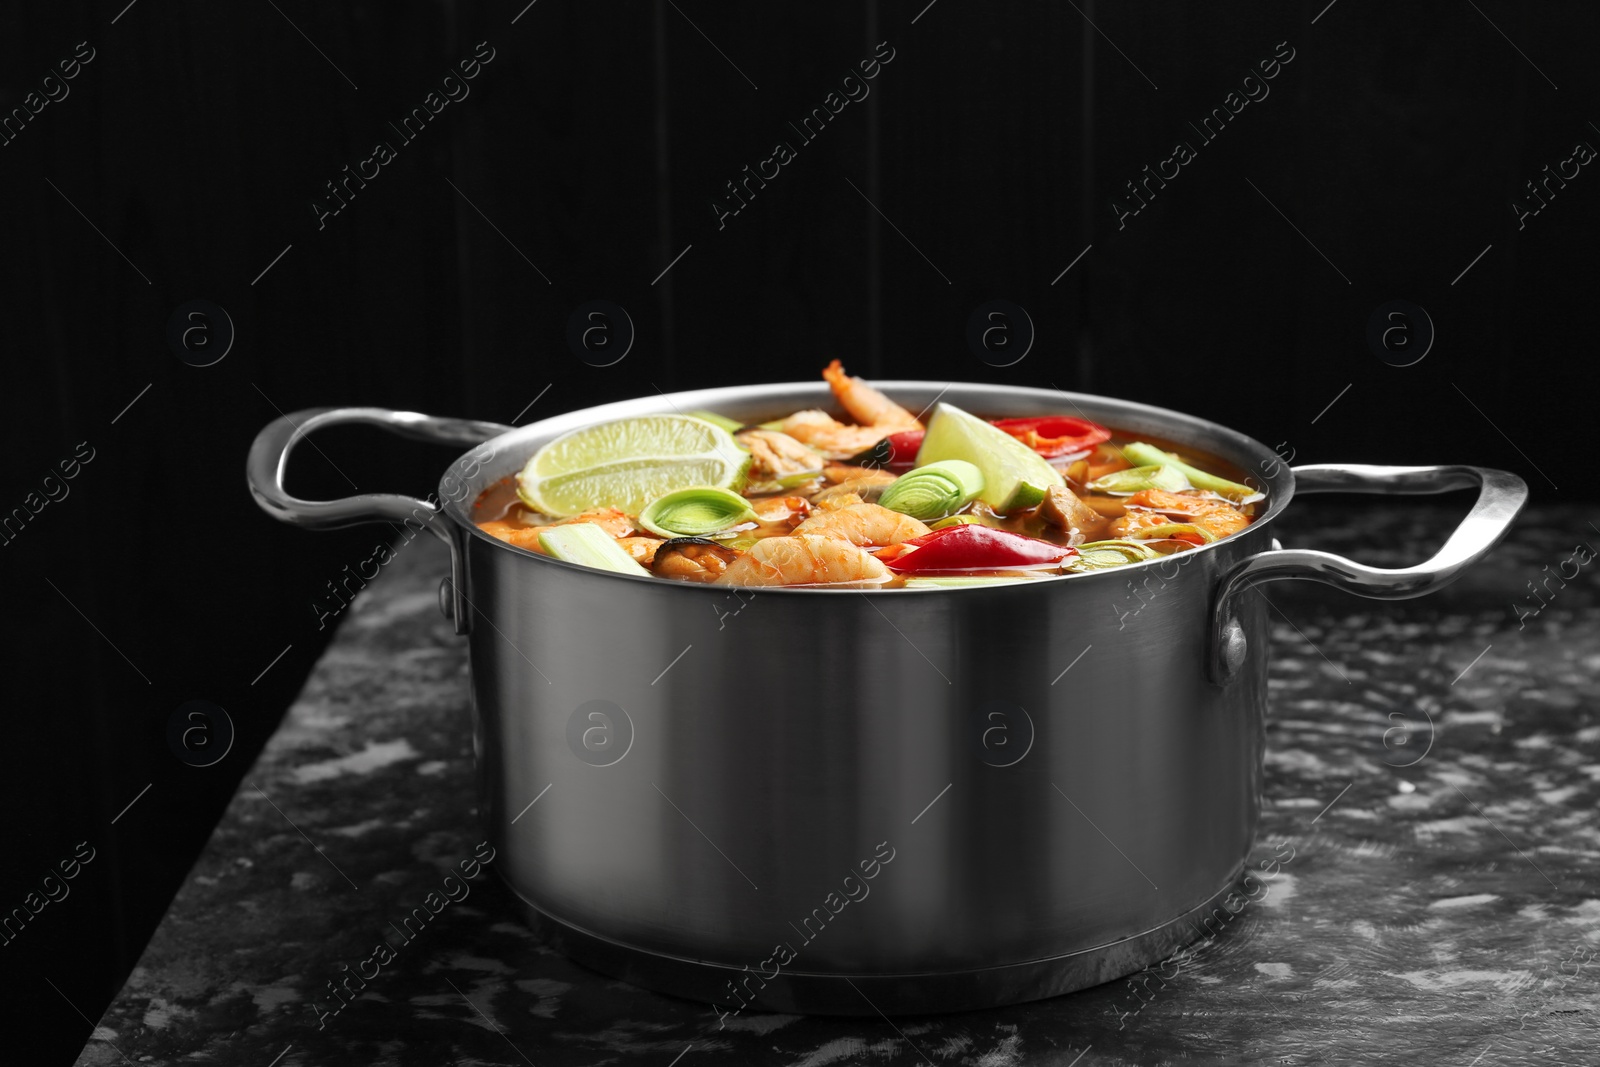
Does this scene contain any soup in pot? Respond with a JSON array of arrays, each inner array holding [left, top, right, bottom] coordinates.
[[474, 362, 1264, 588]]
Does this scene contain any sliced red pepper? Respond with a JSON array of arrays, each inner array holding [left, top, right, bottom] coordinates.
[[848, 415, 1109, 466], [886, 524, 1076, 573], [991, 416, 1111, 458], [848, 429, 925, 470]]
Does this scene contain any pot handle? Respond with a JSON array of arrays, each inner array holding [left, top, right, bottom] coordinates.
[[1208, 464, 1528, 684], [247, 406, 514, 632]]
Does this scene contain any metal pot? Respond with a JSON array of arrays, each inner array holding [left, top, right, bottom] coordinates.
[[248, 382, 1526, 1016]]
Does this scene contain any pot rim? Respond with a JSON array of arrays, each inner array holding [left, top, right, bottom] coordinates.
[[442, 379, 1298, 595]]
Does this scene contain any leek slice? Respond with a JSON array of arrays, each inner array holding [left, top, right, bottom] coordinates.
[[1119, 442, 1259, 503], [639, 486, 758, 538], [1127, 523, 1217, 543], [928, 514, 983, 531], [879, 460, 985, 520], [1060, 539, 1162, 572], [1086, 464, 1191, 495], [538, 523, 651, 576]]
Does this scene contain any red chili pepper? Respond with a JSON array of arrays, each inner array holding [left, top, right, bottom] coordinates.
[[886, 524, 1076, 573], [849, 429, 925, 469], [991, 416, 1111, 458]]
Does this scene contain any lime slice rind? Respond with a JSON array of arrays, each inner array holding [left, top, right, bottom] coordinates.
[[531, 417, 729, 477], [517, 415, 748, 518], [524, 457, 746, 517]]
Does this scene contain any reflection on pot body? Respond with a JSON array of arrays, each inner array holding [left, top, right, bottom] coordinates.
[[1111, 549, 1201, 630], [715, 841, 897, 1028]]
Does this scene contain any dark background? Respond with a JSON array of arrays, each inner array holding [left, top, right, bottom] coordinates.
[[1, 1, 1590, 1061]]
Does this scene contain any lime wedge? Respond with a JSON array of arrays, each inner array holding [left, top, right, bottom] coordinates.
[[518, 415, 749, 517], [914, 402, 1065, 512]]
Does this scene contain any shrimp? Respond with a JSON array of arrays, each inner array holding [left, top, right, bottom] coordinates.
[[617, 537, 663, 566], [823, 464, 900, 486], [750, 494, 812, 529], [812, 477, 893, 507], [717, 535, 890, 587], [479, 507, 636, 551], [1111, 490, 1249, 540], [815, 491, 866, 511], [1107, 510, 1179, 538], [792, 501, 931, 547], [736, 429, 822, 485], [779, 360, 923, 459], [823, 358, 920, 427]]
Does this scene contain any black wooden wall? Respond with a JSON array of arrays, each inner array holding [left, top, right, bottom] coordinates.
[[2, 2, 1591, 1061]]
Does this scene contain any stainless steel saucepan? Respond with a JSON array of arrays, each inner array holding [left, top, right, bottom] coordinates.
[[247, 382, 1527, 1015]]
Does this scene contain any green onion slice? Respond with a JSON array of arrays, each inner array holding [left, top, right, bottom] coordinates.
[[537, 523, 651, 576], [1127, 523, 1218, 543], [1119, 442, 1262, 503], [1085, 463, 1191, 495], [1060, 539, 1163, 572], [902, 575, 1042, 588], [639, 486, 759, 539], [879, 460, 986, 520]]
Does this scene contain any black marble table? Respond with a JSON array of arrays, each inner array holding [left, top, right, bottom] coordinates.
[[76, 504, 1600, 1065]]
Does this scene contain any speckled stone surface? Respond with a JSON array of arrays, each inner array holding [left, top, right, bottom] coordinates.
[[76, 504, 1600, 1066]]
